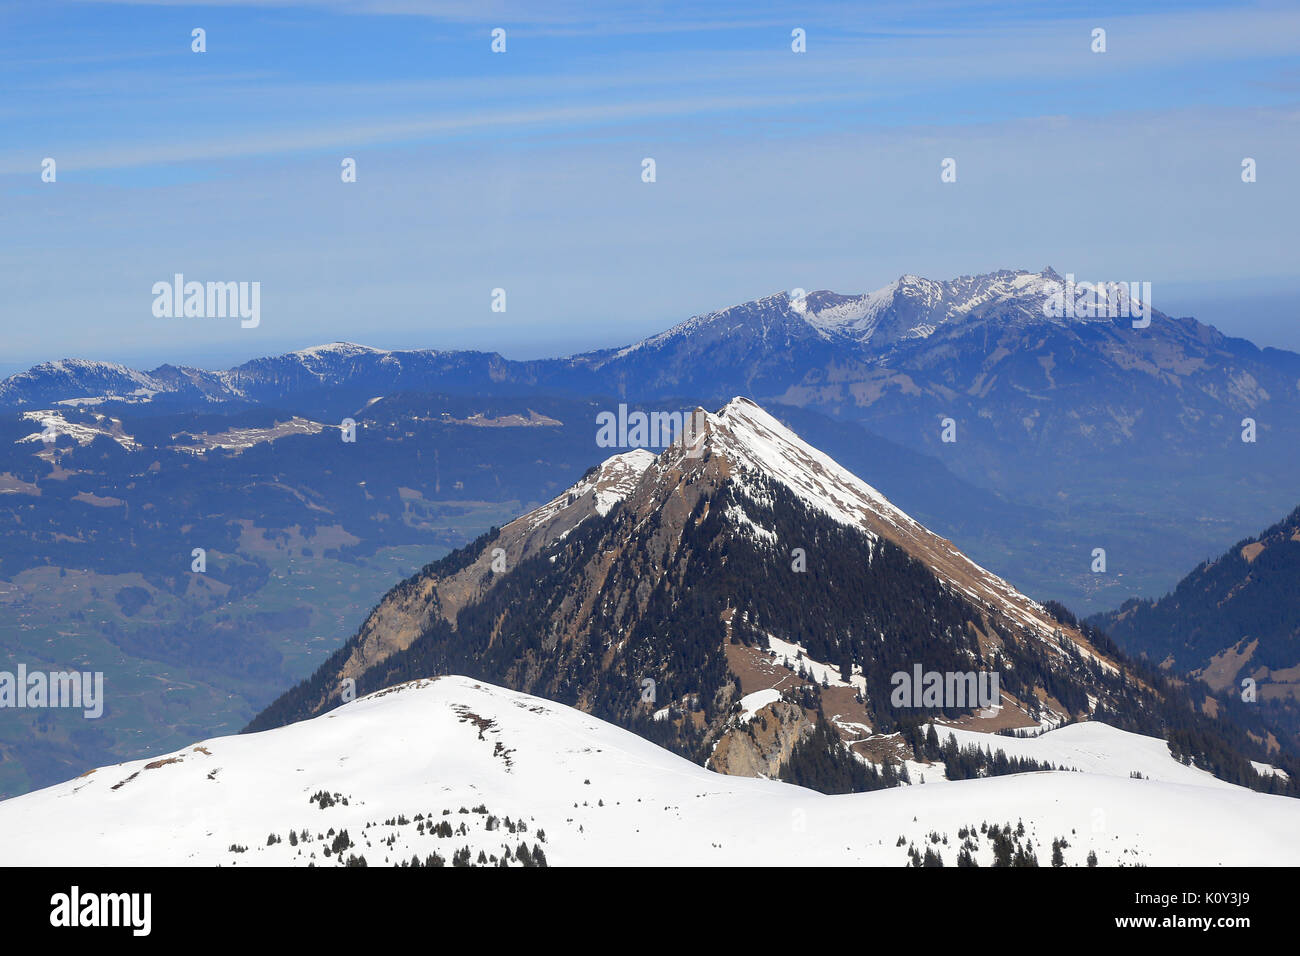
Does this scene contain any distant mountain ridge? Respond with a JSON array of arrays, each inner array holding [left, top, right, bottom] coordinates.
[[7, 267, 1289, 413], [1092, 505, 1300, 709], [0, 343, 559, 408], [9, 266, 1297, 615]]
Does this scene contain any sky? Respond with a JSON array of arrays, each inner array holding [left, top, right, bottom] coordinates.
[[1, 0, 1298, 375]]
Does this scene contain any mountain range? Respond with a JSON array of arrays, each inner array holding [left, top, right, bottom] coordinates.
[[7, 267, 1297, 613]]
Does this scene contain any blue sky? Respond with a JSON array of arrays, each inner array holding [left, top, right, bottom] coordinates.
[[2, 0, 1298, 374]]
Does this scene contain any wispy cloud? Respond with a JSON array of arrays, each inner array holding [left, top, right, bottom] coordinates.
[[4, 2, 1297, 176]]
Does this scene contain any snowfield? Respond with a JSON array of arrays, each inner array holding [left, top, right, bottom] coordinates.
[[1, 676, 1296, 867], [933, 723, 1249, 790]]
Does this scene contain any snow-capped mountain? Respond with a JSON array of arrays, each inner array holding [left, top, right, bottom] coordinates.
[[2, 675, 1295, 866], [0, 359, 170, 407], [804, 271, 1065, 345], [796, 268, 1139, 346], [616, 269, 1070, 359], [249, 397, 1284, 796]]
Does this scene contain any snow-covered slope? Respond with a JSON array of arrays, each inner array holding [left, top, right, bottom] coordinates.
[[1, 676, 1295, 867], [934, 722, 1248, 790], [523, 448, 658, 528], [18, 409, 141, 450]]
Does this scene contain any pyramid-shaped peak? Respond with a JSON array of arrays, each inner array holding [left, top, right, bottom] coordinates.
[[672, 397, 1075, 645], [486, 396, 1094, 664], [700, 397, 919, 535]]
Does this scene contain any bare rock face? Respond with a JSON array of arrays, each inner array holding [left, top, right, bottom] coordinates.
[[709, 701, 813, 779]]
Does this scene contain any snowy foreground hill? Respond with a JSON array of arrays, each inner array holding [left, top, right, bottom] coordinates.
[[1, 676, 1297, 867]]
